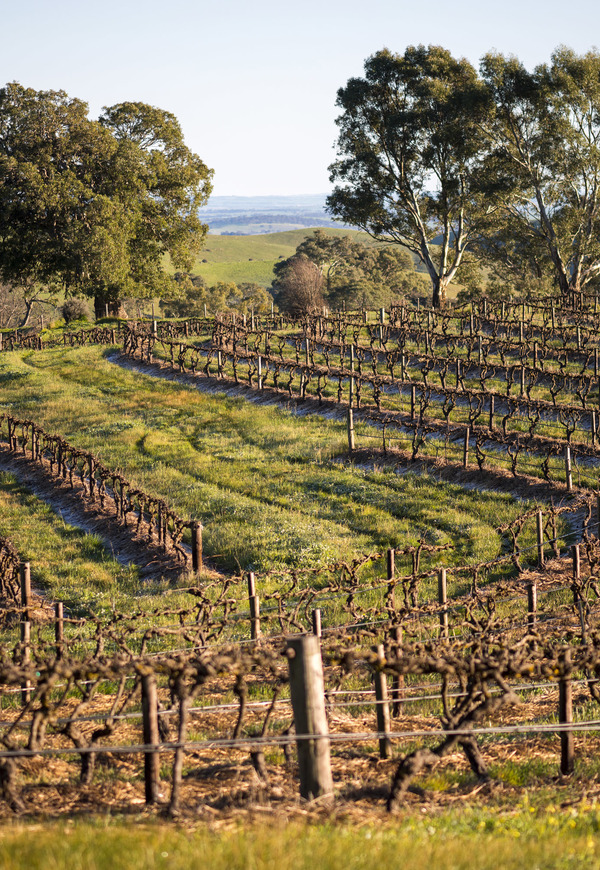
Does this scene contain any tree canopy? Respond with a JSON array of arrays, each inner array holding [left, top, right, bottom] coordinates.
[[328, 45, 600, 307], [327, 46, 490, 308], [478, 48, 600, 299], [273, 229, 428, 312], [0, 83, 213, 316]]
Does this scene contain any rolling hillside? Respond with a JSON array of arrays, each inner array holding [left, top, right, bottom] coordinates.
[[191, 227, 374, 287]]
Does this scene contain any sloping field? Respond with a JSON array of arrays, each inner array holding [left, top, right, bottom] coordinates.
[[191, 227, 375, 286], [0, 345, 532, 584]]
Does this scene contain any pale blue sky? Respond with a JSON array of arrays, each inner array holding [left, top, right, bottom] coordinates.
[[2, 0, 599, 195]]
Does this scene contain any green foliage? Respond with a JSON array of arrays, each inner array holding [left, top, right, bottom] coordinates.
[[478, 48, 600, 300], [273, 229, 428, 311], [328, 46, 490, 308], [161, 274, 272, 316], [0, 83, 213, 318]]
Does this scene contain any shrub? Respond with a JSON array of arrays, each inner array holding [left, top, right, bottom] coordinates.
[[61, 298, 90, 323]]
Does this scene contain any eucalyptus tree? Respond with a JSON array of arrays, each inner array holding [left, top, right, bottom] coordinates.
[[327, 46, 492, 308], [479, 48, 600, 301]]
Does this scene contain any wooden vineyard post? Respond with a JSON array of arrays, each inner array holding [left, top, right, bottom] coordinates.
[[349, 344, 355, 406], [463, 426, 470, 468], [257, 355, 263, 390], [347, 408, 355, 452], [20, 562, 31, 622], [527, 581, 537, 631], [141, 673, 161, 804], [20, 619, 31, 706], [373, 644, 392, 759], [390, 624, 404, 717], [312, 608, 322, 639], [489, 395, 494, 431], [565, 446, 573, 492], [191, 522, 203, 573], [572, 543, 581, 581], [55, 602, 64, 659], [559, 652, 574, 776], [438, 568, 449, 639], [287, 635, 333, 801], [592, 411, 597, 448], [536, 510, 545, 568], [410, 385, 416, 421], [387, 547, 395, 598], [248, 572, 261, 640]]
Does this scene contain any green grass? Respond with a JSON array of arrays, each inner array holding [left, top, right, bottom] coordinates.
[[0, 814, 599, 869], [189, 227, 407, 288], [0, 470, 136, 609], [0, 346, 537, 581]]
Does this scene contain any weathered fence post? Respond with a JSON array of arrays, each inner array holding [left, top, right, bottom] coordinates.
[[55, 601, 64, 659], [463, 426, 470, 468], [347, 408, 355, 452], [349, 344, 355, 405], [527, 579, 537, 630], [191, 522, 202, 573], [20, 562, 31, 622], [438, 568, 448, 639], [565, 446, 573, 492], [536, 510, 545, 568], [373, 644, 392, 759], [141, 673, 161, 804], [311, 608, 322, 639], [20, 619, 31, 706], [286, 635, 333, 801], [410, 385, 416, 421], [390, 624, 404, 717], [559, 651, 574, 776], [572, 543, 581, 580], [248, 572, 261, 640], [489, 394, 495, 431]]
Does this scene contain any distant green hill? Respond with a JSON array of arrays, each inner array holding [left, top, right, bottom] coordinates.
[[192, 227, 374, 287]]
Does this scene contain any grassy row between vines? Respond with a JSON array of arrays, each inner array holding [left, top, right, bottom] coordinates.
[[0, 345, 536, 580]]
